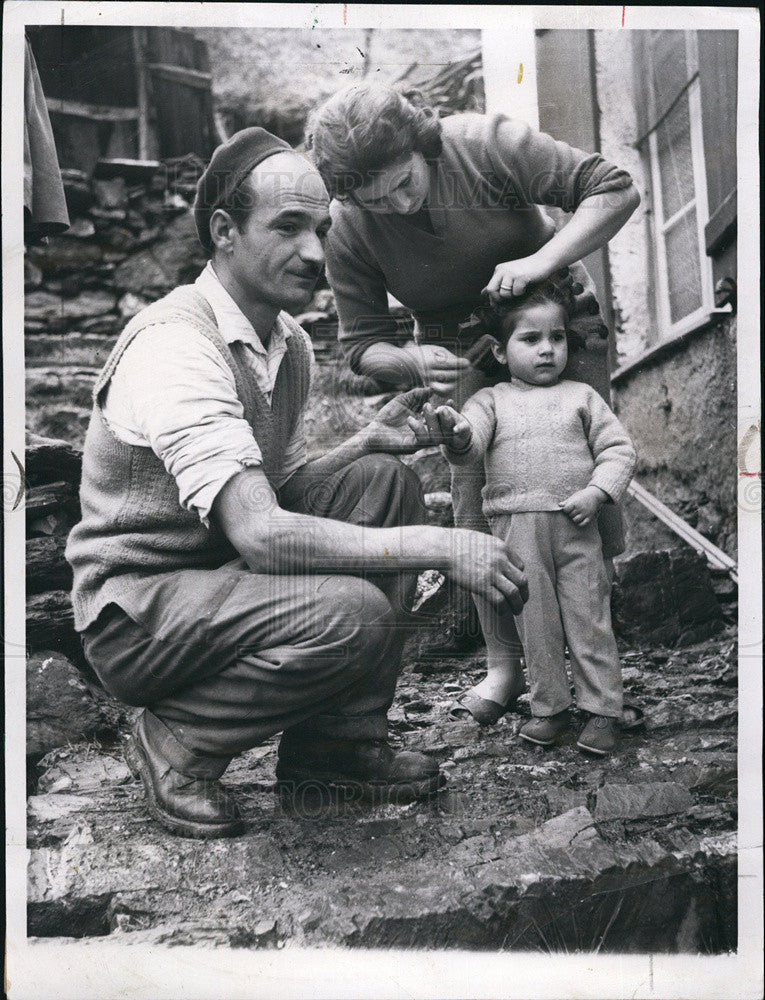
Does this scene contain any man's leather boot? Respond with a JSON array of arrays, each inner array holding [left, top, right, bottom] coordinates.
[[124, 713, 244, 838], [275, 734, 445, 805]]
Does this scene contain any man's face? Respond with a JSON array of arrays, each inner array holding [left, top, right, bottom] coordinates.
[[227, 152, 331, 312]]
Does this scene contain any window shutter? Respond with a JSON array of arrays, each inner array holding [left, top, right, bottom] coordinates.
[[697, 30, 737, 261], [535, 29, 615, 347]]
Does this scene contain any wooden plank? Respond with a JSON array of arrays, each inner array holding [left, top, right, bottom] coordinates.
[[145, 26, 200, 70], [705, 186, 737, 256], [150, 76, 215, 160], [630, 31, 651, 143], [627, 480, 737, 581], [146, 63, 212, 89], [132, 28, 150, 160], [535, 29, 615, 362], [45, 97, 139, 122]]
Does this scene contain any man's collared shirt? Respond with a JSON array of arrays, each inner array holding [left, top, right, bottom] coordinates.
[[101, 261, 313, 526]]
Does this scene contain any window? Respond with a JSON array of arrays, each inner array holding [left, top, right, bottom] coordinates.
[[637, 31, 716, 337]]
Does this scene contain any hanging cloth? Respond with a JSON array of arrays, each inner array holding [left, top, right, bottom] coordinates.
[[24, 35, 70, 243]]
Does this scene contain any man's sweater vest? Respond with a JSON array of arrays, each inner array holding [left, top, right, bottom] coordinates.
[[66, 285, 310, 631]]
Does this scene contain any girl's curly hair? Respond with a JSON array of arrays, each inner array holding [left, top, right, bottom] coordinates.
[[305, 83, 443, 199], [468, 273, 584, 350]]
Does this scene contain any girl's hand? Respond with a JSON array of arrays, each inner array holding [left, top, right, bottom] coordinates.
[[413, 402, 473, 451], [401, 343, 471, 395], [482, 255, 555, 303], [559, 485, 609, 526]]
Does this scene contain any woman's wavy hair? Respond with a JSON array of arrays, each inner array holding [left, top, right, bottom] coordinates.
[[305, 83, 443, 199]]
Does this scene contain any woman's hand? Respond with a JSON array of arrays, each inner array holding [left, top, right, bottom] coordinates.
[[401, 343, 471, 395], [482, 254, 555, 303]]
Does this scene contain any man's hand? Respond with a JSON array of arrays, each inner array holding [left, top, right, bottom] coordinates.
[[362, 387, 438, 454], [401, 343, 471, 395], [559, 485, 609, 526], [448, 529, 528, 612], [482, 254, 554, 303]]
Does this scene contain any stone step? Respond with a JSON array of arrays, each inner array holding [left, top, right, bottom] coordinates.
[[26, 334, 117, 368]]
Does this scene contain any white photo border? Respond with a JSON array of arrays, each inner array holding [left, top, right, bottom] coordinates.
[[3, 4, 761, 999]]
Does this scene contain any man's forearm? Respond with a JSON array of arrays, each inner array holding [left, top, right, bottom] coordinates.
[[357, 342, 421, 390], [214, 467, 528, 609], [281, 429, 373, 496], [247, 508, 455, 576]]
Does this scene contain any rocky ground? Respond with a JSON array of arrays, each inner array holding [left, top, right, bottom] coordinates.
[[27, 623, 737, 952]]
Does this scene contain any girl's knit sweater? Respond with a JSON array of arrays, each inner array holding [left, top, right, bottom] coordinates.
[[443, 379, 636, 518]]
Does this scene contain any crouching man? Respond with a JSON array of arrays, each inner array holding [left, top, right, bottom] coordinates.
[[65, 128, 527, 838]]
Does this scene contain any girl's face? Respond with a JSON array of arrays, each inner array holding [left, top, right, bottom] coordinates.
[[491, 301, 568, 386], [350, 152, 430, 214]]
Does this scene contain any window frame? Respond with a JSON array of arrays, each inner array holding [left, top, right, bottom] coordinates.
[[642, 31, 717, 340]]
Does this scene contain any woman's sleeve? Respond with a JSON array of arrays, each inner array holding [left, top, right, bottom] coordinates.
[[483, 114, 634, 213], [325, 218, 408, 374]]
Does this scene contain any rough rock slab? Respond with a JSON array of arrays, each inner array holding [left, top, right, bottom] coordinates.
[[26, 534, 72, 594], [25, 431, 83, 486], [26, 333, 118, 371], [594, 781, 694, 820], [25, 289, 117, 323], [26, 651, 123, 757], [612, 548, 724, 646]]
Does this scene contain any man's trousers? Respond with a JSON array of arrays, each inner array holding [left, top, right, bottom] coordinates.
[[81, 454, 426, 779]]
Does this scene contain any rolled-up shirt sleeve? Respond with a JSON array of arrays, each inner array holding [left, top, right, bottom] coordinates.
[[484, 114, 634, 213], [103, 323, 264, 526]]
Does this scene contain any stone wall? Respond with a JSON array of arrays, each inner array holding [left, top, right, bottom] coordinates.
[[25, 158, 210, 447]]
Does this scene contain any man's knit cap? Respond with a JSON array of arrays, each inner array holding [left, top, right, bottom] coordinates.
[[194, 127, 292, 251]]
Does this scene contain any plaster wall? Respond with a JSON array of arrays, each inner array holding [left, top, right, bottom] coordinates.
[[612, 318, 737, 557], [593, 30, 654, 362]]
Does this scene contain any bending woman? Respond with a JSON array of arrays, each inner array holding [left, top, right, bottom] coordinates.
[[307, 83, 640, 723]]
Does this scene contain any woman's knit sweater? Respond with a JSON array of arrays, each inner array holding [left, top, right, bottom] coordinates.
[[443, 379, 636, 518], [325, 112, 634, 372]]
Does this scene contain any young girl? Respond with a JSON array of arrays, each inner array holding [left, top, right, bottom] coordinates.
[[430, 280, 636, 755]]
